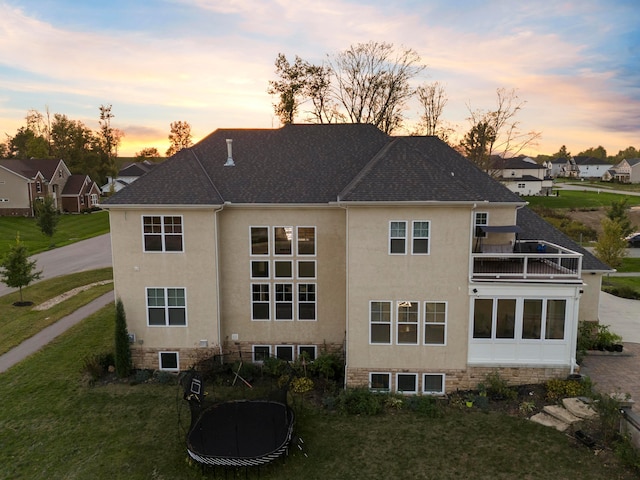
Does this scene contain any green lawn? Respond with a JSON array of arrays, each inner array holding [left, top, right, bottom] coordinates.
[[524, 190, 640, 209], [0, 268, 113, 355], [0, 210, 110, 257], [0, 304, 637, 479]]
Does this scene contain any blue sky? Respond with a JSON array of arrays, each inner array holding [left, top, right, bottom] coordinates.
[[1, 0, 638, 157]]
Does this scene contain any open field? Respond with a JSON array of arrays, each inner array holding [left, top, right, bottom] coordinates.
[[0, 210, 110, 257], [0, 301, 637, 479]]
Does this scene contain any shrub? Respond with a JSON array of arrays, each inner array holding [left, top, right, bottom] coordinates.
[[545, 378, 592, 401], [154, 370, 176, 385], [603, 285, 640, 300], [82, 351, 114, 381], [478, 371, 517, 401], [337, 388, 386, 416], [404, 395, 442, 418], [114, 299, 132, 378], [309, 352, 343, 381]]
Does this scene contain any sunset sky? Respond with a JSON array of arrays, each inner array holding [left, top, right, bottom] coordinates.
[[1, 0, 638, 158]]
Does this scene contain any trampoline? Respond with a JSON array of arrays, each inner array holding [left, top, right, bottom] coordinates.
[[186, 399, 295, 467]]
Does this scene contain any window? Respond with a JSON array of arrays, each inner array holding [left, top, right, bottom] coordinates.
[[274, 226, 293, 255], [412, 221, 430, 254], [90, 194, 98, 205], [143, 216, 183, 252], [423, 374, 445, 395], [396, 373, 417, 394], [274, 261, 293, 278], [496, 299, 516, 339], [253, 345, 271, 362], [397, 301, 418, 344], [251, 227, 269, 255], [545, 300, 566, 339], [522, 299, 543, 339], [147, 288, 186, 326], [370, 373, 390, 392], [36, 181, 42, 193], [297, 227, 315, 255], [275, 283, 293, 320], [297, 261, 316, 279], [276, 345, 294, 362], [473, 297, 567, 341], [251, 284, 270, 320], [80, 195, 85, 205], [475, 212, 488, 238], [389, 221, 407, 254], [298, 284, 316, 320], [370, 301, 392, 344], [298, 345, 317, 361], [251, 261, 269, 278], [159, 352, 179, 371], [518, 183, 526, 189], [424, 302, 446, 345]]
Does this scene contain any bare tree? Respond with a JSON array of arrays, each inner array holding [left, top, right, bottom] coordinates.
[[463, 88, 541, 172], [330, 41, 425, 134], [415, 81, 448, 137], [166, 121, 193, 156]]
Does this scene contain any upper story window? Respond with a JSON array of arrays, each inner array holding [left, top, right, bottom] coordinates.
[[297, 227, 316, 255], [274, 227, 293, 255], [474, 212, 488, 238], [36, 181, 42, 193], [397, 301, 419, 344], [412, 221, 430, 254], [143, 216, 183, 252], [389, 221, 407, 254], [251, 227, 269, 255], [147, 287, 187, 326]]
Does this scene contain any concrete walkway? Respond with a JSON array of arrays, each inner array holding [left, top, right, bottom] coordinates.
[[0, 291, 114, 373]]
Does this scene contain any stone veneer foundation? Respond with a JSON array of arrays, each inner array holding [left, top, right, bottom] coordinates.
[[346, 365, 571, 393]]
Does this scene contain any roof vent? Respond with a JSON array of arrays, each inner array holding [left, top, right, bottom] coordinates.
[[224, 139, 235, 167]]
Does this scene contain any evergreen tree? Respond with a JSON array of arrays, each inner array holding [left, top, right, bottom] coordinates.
[[114, 298, 132, 378], [0, 234, 43, 304], [35, 195, 59, 243]]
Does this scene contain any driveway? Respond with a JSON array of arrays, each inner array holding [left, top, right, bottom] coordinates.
[[0, 234, 112, 298]]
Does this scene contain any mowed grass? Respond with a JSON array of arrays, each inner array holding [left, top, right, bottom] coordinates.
[[524, 190, 640, 209], [0, 305, 637, 479], [0, 268, 113, 355], [0, 210, 110, 257]]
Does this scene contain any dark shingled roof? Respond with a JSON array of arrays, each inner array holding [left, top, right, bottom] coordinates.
[[104, 124, 522, 206], [0, 158, 63, 181], [516, 207, 612, 272], [61, 175, 89, 195]]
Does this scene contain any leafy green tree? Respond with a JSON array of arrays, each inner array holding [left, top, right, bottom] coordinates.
[[551, 145, 571, 160], [0, 234, 43, 304], [50, 113, 97, 173], [460, 121, 496, 172], [268, 53, 310, 125], [35, 195, 59, 242], [577, 145, 607, 160], [166, 121, 193, 156], [612, 146, 638, 162], [114, 298, 132, 378], [606, 198, 635, 238], [7, 127, 49, 159], [594, 218, 627, 269]]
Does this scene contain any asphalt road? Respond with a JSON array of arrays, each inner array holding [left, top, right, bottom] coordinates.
[[0, 233, 112, 298]]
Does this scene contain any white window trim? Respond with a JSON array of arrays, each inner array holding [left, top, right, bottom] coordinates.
[[250, 226, 270, 256], [395, 373, 418, 395], [146, 287, 187, 327], [250, 283, 271, 321], [275, 345, 294, 362], [274, 260, 294, 279], [274, 282, 294, 322], [250, 260, 270, 279], [422, 373, 446, 395], [297, 283, 317, 322], [396, 301, 419, 345], [296, 226, 316, 256], [389, 220, 407, 255], [252, 345, 271, 363], [296, 260, 316, 279], [297, 345, 317, 361], [474, 212, 489, 238], [141, 215, 184, 253], [369, 300, 393, 345], [273, 226, 294, 256], [424, 301, 447, 346], [411, 220, 430, 255], [158, 351, 180, 371], [369, 372, 391, 392]]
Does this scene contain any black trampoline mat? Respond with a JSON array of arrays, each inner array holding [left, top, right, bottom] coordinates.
[[188, 401, 292, 459]]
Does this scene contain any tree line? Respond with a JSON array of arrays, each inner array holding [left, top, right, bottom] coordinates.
[[267, 41, 638, 171], [0, 107, 193, 186]]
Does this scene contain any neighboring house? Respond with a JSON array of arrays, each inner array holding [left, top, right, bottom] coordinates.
[[492, 157, 553, 196], [608, 158, 640, 183], [101, 160, 159, 194], [61, 174, 101, 213], [102, 124, 612, 395], [550, 158, 579, 178], [572, 156, 611, 179]]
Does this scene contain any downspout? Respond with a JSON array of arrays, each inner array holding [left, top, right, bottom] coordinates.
[[337, 199, 349, 390], [570, 287, 583, 374], [214, 203, 225, 360]]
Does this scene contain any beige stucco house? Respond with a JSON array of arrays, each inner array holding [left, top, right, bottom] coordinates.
[[103, 124, 611, 394]]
